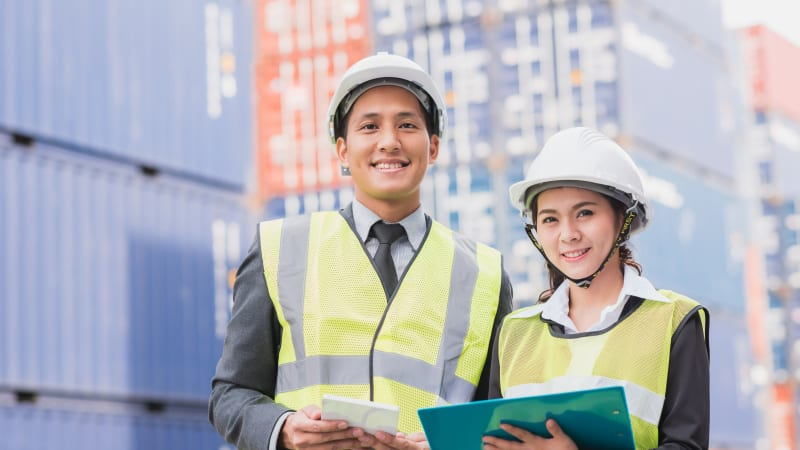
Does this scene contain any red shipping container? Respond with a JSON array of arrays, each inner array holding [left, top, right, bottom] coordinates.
[[255, 0, 371, 200], [257, 0, 370, 57], [742, 26, 800, 124]]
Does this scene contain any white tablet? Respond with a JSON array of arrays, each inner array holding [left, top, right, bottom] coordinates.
[[321, 394, 400, 435]]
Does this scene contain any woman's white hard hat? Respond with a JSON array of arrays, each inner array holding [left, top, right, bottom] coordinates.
[[326, 52, 447, 143], [508, 127, 650, 235]]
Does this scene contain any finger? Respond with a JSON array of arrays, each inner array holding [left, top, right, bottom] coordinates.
[[293, 407, 349, 433], [306, 437, 371, 450], [405, 432, 427, 443], [499, 423, 538, 442], [372, 431, 429, 450], [481, 436, 515, 450], [293, 429, 369, 449], [301, 404, 323, 420], [370, 432, 402, 450], [545, 418, 565, 438]]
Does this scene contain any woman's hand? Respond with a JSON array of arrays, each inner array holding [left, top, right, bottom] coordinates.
[[482, 419, 577, 450], [366, 430, 430, 450]]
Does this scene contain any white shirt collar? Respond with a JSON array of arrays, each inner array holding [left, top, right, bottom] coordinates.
[[351, 199, 427, 251], [540, 266, 670, 334]]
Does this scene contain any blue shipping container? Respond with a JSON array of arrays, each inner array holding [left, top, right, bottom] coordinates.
[[0, 394, 231, 450], [629, 0, 728, 52], [0, 133, 249, 402], [617, 4, 738, 179], [708, 311, 760, 448], [374, 19, 502, 166], [0, 0, 254, 189], [630, 151, 746, 312], [262, 185, 355, 220], [372, 0, 739, 180], [759, 113, 800, 198], [422, 149, 748, 309]]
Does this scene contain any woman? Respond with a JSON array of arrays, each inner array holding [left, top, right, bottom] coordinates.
[[484, 127, 709, 449]]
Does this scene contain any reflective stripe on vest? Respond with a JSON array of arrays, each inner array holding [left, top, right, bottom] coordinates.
[[260, 211, 502, 432], [497, 292, 705, 449]]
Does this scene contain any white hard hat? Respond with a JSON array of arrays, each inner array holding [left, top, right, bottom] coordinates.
[[326, 52, 447, 143], [509, 127, 650, 234]]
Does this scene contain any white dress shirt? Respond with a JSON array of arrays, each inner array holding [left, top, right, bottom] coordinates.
[[540, 266, 671, 334]]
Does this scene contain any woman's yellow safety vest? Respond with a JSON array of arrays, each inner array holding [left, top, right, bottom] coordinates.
[[259, 211, 502, 432], [497, 291, 706, 449]]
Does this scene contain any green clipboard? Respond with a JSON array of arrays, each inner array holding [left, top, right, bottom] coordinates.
[[417, 386, 635, 450]]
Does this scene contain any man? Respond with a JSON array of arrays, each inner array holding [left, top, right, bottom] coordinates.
[[209, 52, 513, 450]]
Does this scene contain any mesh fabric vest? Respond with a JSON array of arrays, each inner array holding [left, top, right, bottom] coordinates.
[[498, 291, 706, 449], [260, 211, 502, 432]]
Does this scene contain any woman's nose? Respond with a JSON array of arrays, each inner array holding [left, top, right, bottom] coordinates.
[[560, 220, 580, 242]]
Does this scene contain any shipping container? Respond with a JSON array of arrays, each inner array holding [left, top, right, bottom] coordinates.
[[255, 49, 365, 199], [753, 113, 800, 198], [374, 17, 553, 166], [257, 0, 371, 55], [0, 133, 248, 403], [741, 26, 800, 125], [254, 0, 372, 199], [615, 4, 738, 179], [0, 393, 230, 450], [0, 0, 254, 189], [708, 311, 760, 449], [371, 0, 487, 31], [372, 0, 739, 179], [633, 0, 727, 52], [418, 149, 748, 309], [629, 150, 746, 312], [261, 184, 355, 220]]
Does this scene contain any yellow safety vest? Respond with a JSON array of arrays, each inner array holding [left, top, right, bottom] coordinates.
[[497, 291, 706, 449], [260, 211, 502, 432]]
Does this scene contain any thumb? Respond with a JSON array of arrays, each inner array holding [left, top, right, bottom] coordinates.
[[406, 431, 427, 442], [300, 404, 323, 420]]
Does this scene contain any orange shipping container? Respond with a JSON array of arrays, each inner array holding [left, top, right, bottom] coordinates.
[[742, 26, 800, 124], [768, 383, 797, 450]]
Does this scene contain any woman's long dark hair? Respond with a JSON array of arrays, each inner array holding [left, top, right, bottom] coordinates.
[[537, 196, 642, 303]]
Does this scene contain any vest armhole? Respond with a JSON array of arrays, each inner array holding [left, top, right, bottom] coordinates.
[[671, 306, 710, 359]]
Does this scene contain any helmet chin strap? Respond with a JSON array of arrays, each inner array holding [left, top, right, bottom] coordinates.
[[524, 206, 638, 289]]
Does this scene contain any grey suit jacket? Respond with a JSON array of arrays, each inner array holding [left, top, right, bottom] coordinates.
[[209, 206, 513, 450]]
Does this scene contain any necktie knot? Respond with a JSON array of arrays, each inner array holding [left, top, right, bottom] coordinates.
[[369, 222, 405, 299], [370, 222, 405, 245]]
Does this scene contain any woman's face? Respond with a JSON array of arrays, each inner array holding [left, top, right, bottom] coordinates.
[[534, 187, 622, 280]]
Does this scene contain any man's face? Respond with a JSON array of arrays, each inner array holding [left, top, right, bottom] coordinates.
[[336, 85, 439, 217]]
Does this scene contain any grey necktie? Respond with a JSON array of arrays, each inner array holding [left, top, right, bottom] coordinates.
[[370, 222, 406, 298]]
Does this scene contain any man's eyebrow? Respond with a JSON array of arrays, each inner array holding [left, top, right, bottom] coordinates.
[[352, 111, 423, 120]]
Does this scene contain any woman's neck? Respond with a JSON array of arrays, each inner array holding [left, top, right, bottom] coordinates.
[[567, 266, 625, 332]]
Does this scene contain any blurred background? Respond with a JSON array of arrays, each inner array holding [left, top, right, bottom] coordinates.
[[1, 0, 799, 448]]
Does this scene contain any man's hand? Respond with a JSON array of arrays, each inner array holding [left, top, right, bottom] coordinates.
[[366, 431, 430, 450], [279, 405, 370, 449]]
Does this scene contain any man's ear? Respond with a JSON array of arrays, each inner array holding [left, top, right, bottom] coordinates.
[[336, 137, 349, 172], [428, 134, 439, 164]]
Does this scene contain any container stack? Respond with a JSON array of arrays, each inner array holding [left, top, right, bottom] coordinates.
[[0, 0, 253, 447], [740, 24, 800, 449], [255, 0, 373, 218], [370, 0, 758, 447]]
